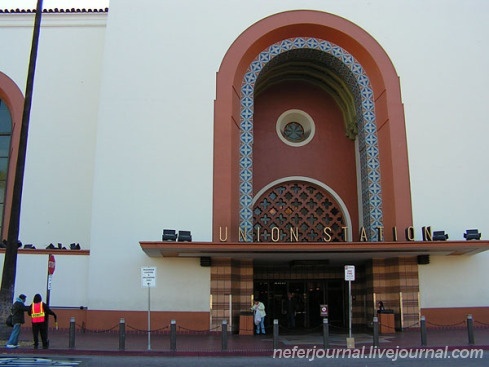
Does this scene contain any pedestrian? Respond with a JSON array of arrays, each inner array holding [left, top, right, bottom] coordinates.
[[5, 294, 29, 348], [377, 300, 385, 313], [28, 293, 57, 349], [251, 299, 266, 335], [286, 292, 297, 328]]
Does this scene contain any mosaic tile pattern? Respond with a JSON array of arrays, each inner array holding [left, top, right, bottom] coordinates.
[[239, 37, 383, 241]]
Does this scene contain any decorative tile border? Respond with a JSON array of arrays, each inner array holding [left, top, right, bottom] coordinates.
[[239, 37, 383, 241]]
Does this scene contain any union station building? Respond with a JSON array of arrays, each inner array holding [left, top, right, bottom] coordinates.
[[1, 1, 489, 333]]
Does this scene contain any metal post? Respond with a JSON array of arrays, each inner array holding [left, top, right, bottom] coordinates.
[[399, 291, 404, 331], [147, 286, 151, 350], [348, 280, 352, 338], [273, 319, 279, 349], [119, 318, 126, 351], [228, 294, 232, 329], [68, 317, 75, 349], [373, 316, 379, 348], [467, 314, 475, 345], [221, 320, 228, 351], [170, 320, 177, 352], [420, 315, 427, 346], [322, 318, 329, 348]]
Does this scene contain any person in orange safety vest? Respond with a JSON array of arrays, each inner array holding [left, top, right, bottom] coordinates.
[[28, 294, 57, 349]]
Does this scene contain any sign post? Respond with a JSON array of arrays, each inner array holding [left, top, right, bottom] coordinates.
[[47, 253, 55, 299], [141, 267, 156, 351], [344, 265, 355, 348], [46, 254, 56, 338], [320, 304, 328, 317]]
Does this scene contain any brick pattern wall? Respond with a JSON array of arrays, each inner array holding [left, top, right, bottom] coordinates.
[[210, 258, 253, 332], [366, 257, 420, 330]]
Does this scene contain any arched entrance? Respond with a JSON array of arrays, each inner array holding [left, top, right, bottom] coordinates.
[[240, 37, 382, 241], [209, 9, 414, 332], [213, 10, 412, 242]]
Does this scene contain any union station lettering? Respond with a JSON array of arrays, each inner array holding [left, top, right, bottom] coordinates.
[[218, 225, 447, 242]]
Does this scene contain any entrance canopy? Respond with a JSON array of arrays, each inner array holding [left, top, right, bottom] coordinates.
[[140, 240, 489, 264]]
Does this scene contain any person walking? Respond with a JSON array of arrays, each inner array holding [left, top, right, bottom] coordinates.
[[28, 294, 57, 349], [251, 299, 266, 335], [5, 294, 29, 348], [377, 300, 385, 313], [286, 292, 298, 329]]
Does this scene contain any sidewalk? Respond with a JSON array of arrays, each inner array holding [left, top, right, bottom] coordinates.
[[3, 327, 489, 356]]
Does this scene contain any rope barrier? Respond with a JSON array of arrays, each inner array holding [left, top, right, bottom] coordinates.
[[328, 323, 349, 331], [278, 323, 323, 333], [67, 317, 488, 336], [126, 324, 169, 333], [474, 320, 489, 327], [402, 321, 420, 329], [426, 320, 466, 328], [74, 323, 118, 333], [177, 325, 222, 333], [73, 323, 170, 334], [377, 322, 396, 330]]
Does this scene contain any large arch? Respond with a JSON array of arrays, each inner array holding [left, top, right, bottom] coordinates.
[[213, 10, 412, 242], [0, 72, 24, 240]]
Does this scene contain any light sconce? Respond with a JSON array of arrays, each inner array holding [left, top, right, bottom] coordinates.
[[70, 243, 81, 250], [200, 256, 211, 267], [432, 231, 448, 241], [177, 230, 192, 242], [464, 229, 481, 240], [162, 229, 178, 241]]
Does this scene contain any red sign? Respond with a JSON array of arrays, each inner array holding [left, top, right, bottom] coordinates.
[[320, 304, 328, 317], [48, 254, 56, 275]]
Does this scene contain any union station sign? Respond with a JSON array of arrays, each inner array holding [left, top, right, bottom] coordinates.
[[219, 225, 469, 243]]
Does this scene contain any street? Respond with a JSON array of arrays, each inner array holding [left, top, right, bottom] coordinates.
[[2, 352, 488, 367]]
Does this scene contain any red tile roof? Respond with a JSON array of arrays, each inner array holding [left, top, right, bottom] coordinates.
[[0, 8, 108, 13]]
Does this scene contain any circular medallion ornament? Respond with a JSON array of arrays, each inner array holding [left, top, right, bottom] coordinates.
[[284, 121, 305, 142], [276, 109, 315, 147]]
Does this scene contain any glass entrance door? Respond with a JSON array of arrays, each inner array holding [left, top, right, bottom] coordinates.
[[254, 279, 345, 332]]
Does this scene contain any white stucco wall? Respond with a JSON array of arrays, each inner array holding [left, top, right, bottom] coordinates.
[[419, 253, 489, 308], [0, 253, 89, 307], [95, 0, 489, 243], [1, 0, 489, 312], [0, 13, 106, 248]]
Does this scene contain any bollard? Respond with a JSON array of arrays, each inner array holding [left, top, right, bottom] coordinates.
[[322, 318, 329, 349], [420, 316, 427, 346], [273, 319, 279, 349], [119, 318, 126, 351], [170, 320, 177, 352], [373, 316, 379, 348], [68, 317, 76, 349], [467, 314, 475, 345], [221, 320, 228, 351]]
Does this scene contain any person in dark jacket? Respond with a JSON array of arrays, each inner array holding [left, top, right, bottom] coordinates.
[[377, 301, 385, 313], [27, 293, 57, 349], [6, 294, 29, 348], [286, 292, 298, 328]]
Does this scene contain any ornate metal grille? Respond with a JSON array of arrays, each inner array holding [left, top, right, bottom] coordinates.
[[253, 181, 346, 242]]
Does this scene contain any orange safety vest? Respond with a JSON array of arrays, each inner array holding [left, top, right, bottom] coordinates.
[[31, 302, 45, 323]]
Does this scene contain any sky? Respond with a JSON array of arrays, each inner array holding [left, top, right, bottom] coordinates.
[[0, 0, 109, 9]]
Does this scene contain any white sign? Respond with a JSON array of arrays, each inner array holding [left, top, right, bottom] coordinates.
[[141, 267, 157, 288], [344, 265, 355, 281]]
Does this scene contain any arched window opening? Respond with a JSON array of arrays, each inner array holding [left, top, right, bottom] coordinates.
[[0, 99, 13, 236]]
